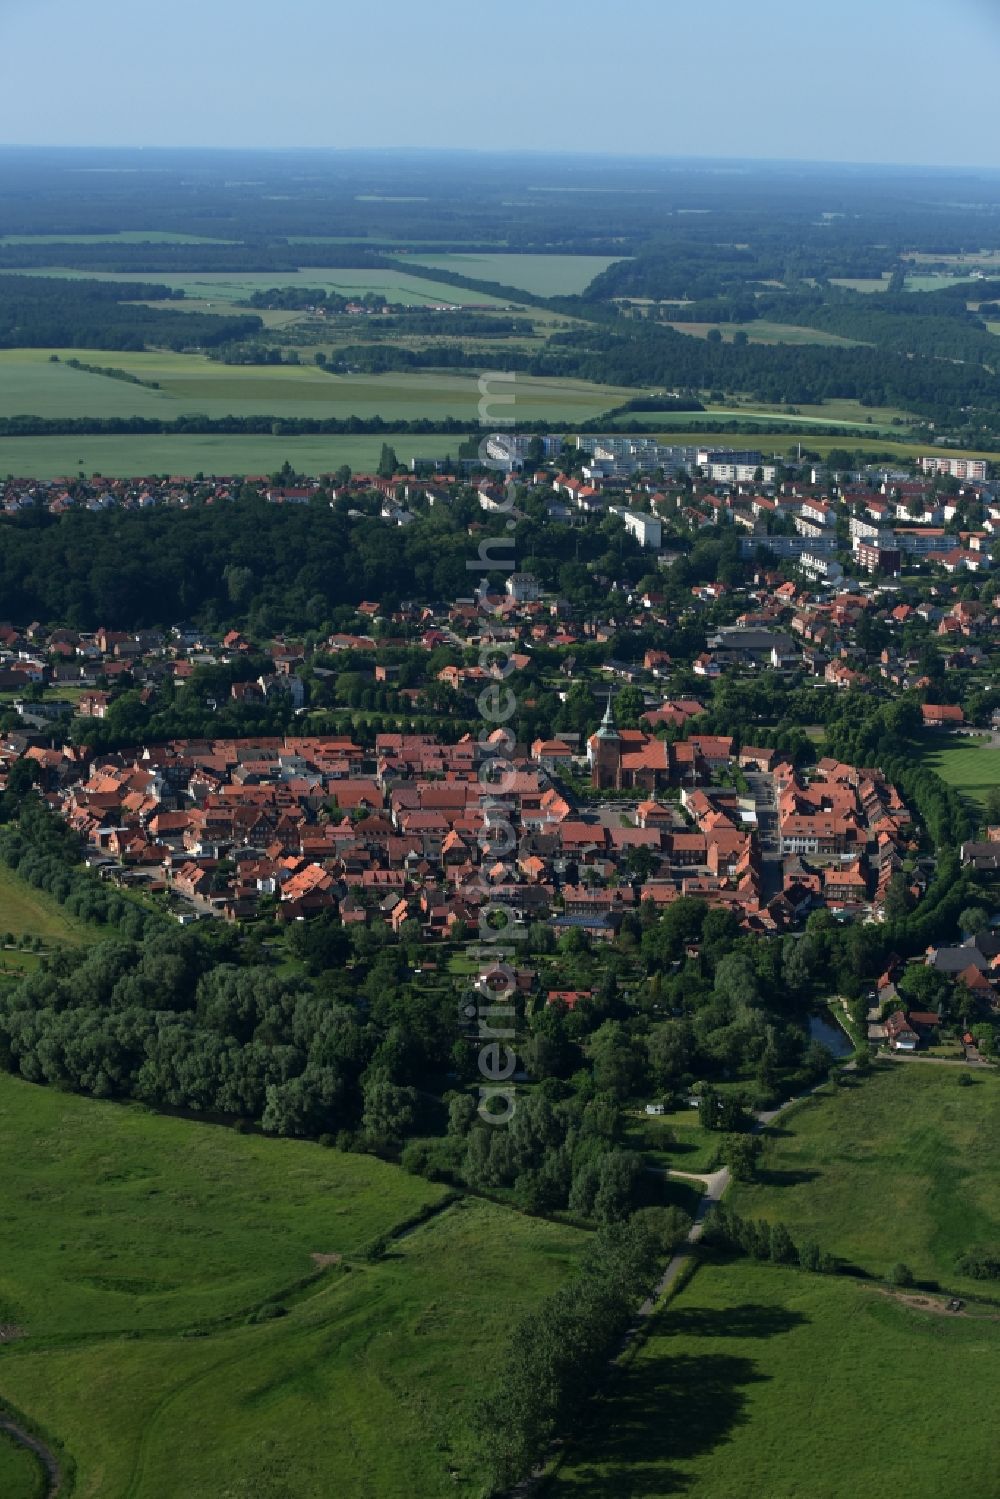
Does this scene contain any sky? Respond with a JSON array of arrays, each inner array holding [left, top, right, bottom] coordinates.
[[1, 0, 999, 168]]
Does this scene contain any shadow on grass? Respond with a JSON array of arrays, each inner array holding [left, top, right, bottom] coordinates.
[[553, 1351, 767, 1496], [755, 1167, 821, 1188], [664, 1302, 808, 1340]]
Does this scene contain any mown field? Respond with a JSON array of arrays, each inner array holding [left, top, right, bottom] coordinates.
[[548, 1259, 1000, 1499], [0, 1073, 587, 1497], [406, 253, 623, 297], [916, 734, 1000, 813], [0, 349, 634, 424], [729, 1064, 1000, 1296]]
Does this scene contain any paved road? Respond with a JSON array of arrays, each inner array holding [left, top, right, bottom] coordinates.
[[0, 1414, 61, 1496]]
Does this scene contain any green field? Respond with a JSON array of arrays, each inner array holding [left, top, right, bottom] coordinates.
[[0, 349, 633, 425], [625, 1107, 720, 1173], [0, 266, 517, 308], [729, 1064, 1000, 1295], [0, 863, 98, 949], [0, 1433, 44, 1499], [406, 253, 623, 297], [0, 432, 463, 478], [625, 400, 914, 435], [0, 232, 234, 246], [0, 1073, 587, 1497], [917, 735, 1000, 813], [0, 425, 974, 481], [641, 428, 941, 455], [666, 320, 863, 348], [548, 1259, 1000, 1499]]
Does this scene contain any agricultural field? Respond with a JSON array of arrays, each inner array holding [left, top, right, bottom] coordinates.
[[548, 1259, 1000, 1499], [0, 349, 633, 425], [405, 253, 623, 297], [0, 1074, 586, 1498], [0, 432, 461, 479], [0, 266, 517, 308], [0, 863, 98, 949], [0, 425, 972, 481], [916, 734, 1000, 814], [729, 1064, 1000, 1296]]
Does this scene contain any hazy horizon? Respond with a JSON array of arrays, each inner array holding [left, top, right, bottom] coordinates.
[[2, 0, 999, 168]]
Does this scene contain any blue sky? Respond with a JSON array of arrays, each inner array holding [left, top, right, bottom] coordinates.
[[2, 0, 999, 167]]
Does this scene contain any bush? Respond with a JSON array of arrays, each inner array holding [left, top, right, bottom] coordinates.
[[955, 1246, 1000, 1281], [245, 1302, 288, 1325]]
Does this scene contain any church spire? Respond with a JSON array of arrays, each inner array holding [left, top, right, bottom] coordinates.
[[596, 691, 620, 740]]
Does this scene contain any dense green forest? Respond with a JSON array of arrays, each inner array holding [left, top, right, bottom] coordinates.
[[0, 274, 262, 351]]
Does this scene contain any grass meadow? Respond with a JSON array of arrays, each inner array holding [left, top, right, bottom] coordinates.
[[664, 320, 862, 347], [0, 1433, 45, 1499], [547, 1258, 1000, 1499], [916, 734, 1000, 814], [0, 863, 99, 949], [729, 1063, 1000, 1295], [0, 1074, 587, 1497]]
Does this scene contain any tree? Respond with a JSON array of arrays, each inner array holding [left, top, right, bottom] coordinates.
[[719, 1133, 762, 1182], [888, 1261, 914, 1288], [361, 1078, 418, 1149], [378, 443, 398, 479], [959, 906, 990, 937]]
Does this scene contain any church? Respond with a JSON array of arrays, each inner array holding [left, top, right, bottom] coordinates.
[[587, 698, 732, 793]]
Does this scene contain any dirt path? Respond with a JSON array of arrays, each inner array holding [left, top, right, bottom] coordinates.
[[0, 1414, 62, 1497], [878, 1287, 1000, 1321]]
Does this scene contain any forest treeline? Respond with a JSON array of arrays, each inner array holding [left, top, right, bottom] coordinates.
[[0, 275, 262, 351]]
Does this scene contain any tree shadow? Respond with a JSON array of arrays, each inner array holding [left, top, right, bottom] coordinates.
[[555, 1351, 767, 1496], [755, 1167, 821, 1188], [664, 1302, 808, 1340]]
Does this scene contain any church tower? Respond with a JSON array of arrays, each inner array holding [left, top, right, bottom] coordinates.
[[592, 694, 622, 790]]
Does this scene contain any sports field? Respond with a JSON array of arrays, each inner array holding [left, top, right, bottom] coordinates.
[[917, 735, 1000, 813], [548, 1259, 1000, 1499], [0, 1073, 586, 1498], [406, 253, 623, 297], [729, 1064, 1000, 1295]]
